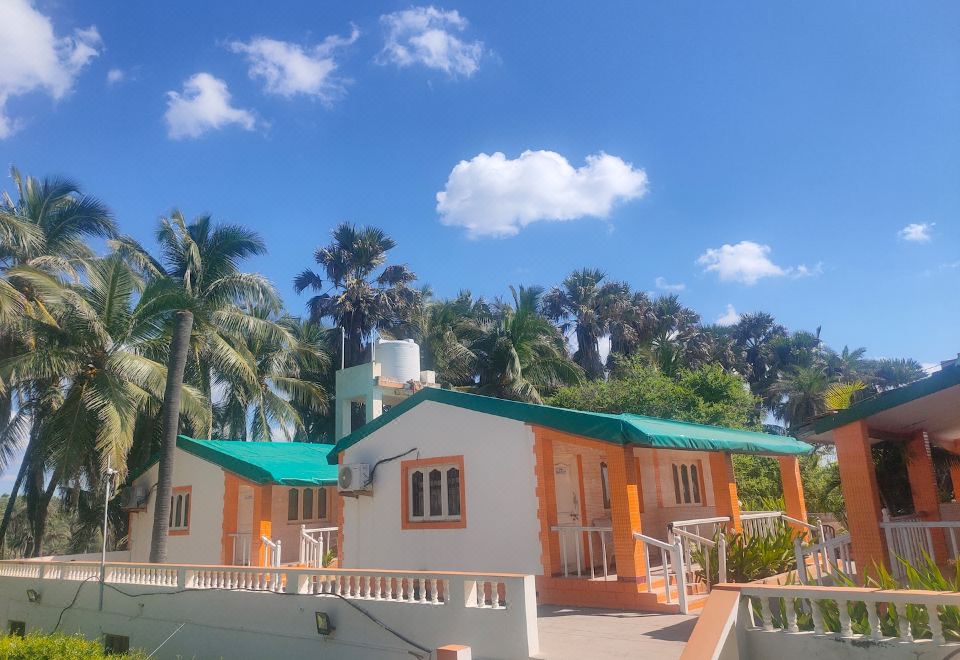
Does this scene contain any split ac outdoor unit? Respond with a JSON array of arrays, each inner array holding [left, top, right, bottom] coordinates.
[[119, 486, 148, 511], [338, 464, 371, 494]]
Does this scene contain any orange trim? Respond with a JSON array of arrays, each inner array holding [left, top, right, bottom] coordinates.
[[634, 458, 644, 514], [651, 449, 663, 507], [533, 428, 559, 575], [400, 455, 467, 530], [168, 486, 192, 536], [221, 473, 240, 564], [679, 587, 741, 660]]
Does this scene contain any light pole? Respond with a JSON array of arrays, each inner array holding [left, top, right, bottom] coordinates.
[[99, 454, 117, 611]]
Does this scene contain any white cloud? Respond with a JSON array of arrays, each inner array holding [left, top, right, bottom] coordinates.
[[229, 27, 359, 102], [697, 241, 820, 285], [164, 73, 256, 140], [899, 222, 934, 242], [106, 68, 124, 85], [655, 276, 685, 292], [436, 150, 648, 237], [378, 6, 485, 76], [0, 0, 101, 138], [715, 304, 741, 326]]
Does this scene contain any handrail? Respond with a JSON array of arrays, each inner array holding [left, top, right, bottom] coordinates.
[[880, 519, 960, 528], [634, 532, 688, 613], [780, 514, 817, 531], [670, 516, 731, 528], [633, 531, 674, 552], [671, 527, 714, 547]]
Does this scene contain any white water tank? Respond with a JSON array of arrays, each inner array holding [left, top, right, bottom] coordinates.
[[377, 339, 421, 383]]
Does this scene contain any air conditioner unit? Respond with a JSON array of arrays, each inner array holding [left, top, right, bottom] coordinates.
[[338, 464, 371, 494], [119, 486, 148, 511]]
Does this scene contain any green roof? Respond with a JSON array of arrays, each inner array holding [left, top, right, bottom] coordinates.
[[327, 388, 812, 463], [173, 436, 339, 486], [811, 364, 960, 435]]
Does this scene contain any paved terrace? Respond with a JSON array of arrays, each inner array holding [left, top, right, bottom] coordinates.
[[538, 605, 696, 659]]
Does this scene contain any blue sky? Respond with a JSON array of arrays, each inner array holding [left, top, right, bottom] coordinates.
[[1, 0, 958, 372]]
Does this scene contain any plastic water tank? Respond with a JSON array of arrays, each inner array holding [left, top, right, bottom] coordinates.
[[377, 339, 421, 383]]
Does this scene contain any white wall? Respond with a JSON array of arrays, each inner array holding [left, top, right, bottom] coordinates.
[[342, 401, 543, 574], [128, 449, 225, 564]]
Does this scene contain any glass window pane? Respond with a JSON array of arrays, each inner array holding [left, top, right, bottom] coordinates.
[[288, 488, 298, 521], [174, 495, 182, 528], [672, 465, 681, 504], [681, 465, 691, 504], [412, 471, 424, 517], [429, 469, 443, 517], [303, 488, 314, 519], [183, 493, 190, 527], [318, 487, 327, 519], [690, 466, 701, 504], [600, 463, 611, 509], [446, 468, 461, 517]]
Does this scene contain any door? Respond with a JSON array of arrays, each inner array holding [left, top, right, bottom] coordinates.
[[554, 463, 582, 572]]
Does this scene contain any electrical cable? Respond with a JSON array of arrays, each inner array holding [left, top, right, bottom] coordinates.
[[53, 576, 97, 632], [363, 447, 418, 488]]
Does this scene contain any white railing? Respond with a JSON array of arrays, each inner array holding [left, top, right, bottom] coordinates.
[[299, 526, 338, 568], [672, 511, 818, 541], [795, 532, 853, 584], [550, 524, 613, 580], [0, 560, 527, 610], [671, 515, 730, 540], [880, 508, 960, 578], [228, 533, 252, 566], [634, 531, 688, 614], [262, 536, 282, 567], [672, 527, 727, 591], [740, 583, 959, 648]]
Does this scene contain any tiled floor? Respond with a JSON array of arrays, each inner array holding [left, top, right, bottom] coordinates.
[[537, 605, 696, 659]]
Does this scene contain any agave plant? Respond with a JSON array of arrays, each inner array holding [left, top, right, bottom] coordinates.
[[692, 521, 799, 585]]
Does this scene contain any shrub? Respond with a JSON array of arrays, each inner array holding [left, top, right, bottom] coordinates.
[[0, 632, 144, 659], [692, 521, 799, 585]]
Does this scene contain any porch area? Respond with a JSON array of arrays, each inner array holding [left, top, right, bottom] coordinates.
[[532, 422, 812, 613]]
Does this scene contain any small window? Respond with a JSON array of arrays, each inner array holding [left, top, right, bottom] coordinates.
[[287, 488, 299, 521], [303, 488, 314, 519], [405, 458, 464, 524], [670, 463, 703, 506], [169, 487, 191, 533], [8, 621, 25, 637], [318, 487, 328, 519], [600, 462, 611, 509], [681, 465, 691, 504], [103, 633, 130, 655], [672, 464, 681, 504], [690, 465, 701, 504]]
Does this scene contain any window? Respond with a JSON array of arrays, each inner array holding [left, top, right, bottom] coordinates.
[[288, 488, 299, 521], [168, 486, 191, 534], [600, 462, 611, 509], [671, 462, 703, 505], [103, 633, 130, 655], [402, 456, 466, 528], [8, 621, 25, 637], [318, 487, 328, 519], [302, 488, 314, 519]]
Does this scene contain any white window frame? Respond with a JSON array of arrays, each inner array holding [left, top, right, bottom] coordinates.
[[407, 464, 462, 522], [670, 462, 703, 506], [169, 490, 190, 531]]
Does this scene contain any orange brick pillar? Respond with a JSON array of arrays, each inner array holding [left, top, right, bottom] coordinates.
[[950, 462, 960, 502], [533, 429, 561, 576], [905, 430, 949, 562], [834, 420, 887, 577], [220, 473, 240, 564], [778, 456, 808, 537], [607, 444, 646, 583], [252, 484, 273, 567], [709, 452, 742, 532]]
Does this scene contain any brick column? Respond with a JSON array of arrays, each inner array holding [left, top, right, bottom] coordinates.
[[709, 452, 742, 532], [220, 473, 240, 564], [834, 420, 887, 576], [252, 484, 273, 567], [950, 462, 960, 502], [533, 429, 561, 576], [607, 444, 646, 583], [778, 456, 808, 537], [905, 430, 949, 562]]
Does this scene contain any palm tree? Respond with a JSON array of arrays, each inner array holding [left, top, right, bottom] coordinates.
[[212, 309, 329, 441], [826, 345, 867, 381], [871, 358, 926, 391], [542, 268, 630, 380], [0, 257, 208, 555], [294, 223, 419, 368], [730, 312, 787, 396], [0, 167, 118, 554], [475, 286, 583, 403], [636, 296, 711, 376], [771, 365, 830, 431], [608, 290, 656, 360]]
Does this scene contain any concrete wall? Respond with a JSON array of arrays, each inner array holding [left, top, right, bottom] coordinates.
[[342, 401, 543, 575], [128, 449, 225, 564], [743, 628, 951, 659], [0, 571, 538, 660]]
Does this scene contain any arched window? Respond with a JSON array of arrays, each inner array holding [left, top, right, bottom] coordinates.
[[318, 487, 328, 519], [287, 488, 299, 521], [429, 469, 443, 516], [406, 459, 465, 524], [303, 488, 314, 519], [168, 487, 191, 532], [690, 465, 701, 504], [672, 464, 681, 504], [411, 472, 424, 518], [600, 463, 611, 509], [446, 467, 461, 517]]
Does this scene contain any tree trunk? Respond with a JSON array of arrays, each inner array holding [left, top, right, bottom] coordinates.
[[149, 310, 194, 564], [0, 433, 36, 558]]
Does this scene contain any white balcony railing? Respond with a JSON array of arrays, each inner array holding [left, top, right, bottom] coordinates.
[[795, 531, 854, 584], [228, 532, 252, 566], [261, 536, 282, 567], [880, 508, 960, 578], [550, 524, 613, 579], [299, 526, 337, 568]]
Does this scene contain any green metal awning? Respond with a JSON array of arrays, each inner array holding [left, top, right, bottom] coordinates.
[[327, 388, 812, 463], [171, 436, 339, 486]]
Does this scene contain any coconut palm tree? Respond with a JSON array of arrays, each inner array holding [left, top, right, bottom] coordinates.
[[542, 268, 631, 380], [475, 286, 583, 403], [770, 365, 830, 432], [294, 223, 419, 368], [0, 257, 208, 555], [871, 358, 926, 391]]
